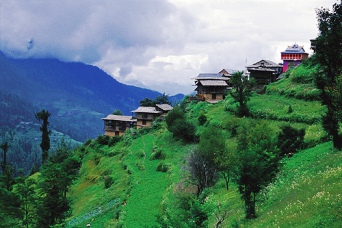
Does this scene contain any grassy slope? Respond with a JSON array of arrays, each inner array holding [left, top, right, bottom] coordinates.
[[66, 68, 342, 227]]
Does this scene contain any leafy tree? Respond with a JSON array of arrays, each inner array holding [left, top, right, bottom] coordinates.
[[154, 93, 171, 105], [16, 176, 37, 228], [112, 109, 123, 115], [36, 141, 80, 227], [234, 120, 280, 219], [0, 187, 22, 226], [165, 106, 185, 127], [140, 98, 155, 107], [35, 109, 51, 164], [314, 1, 342, 149], [0, 142, 9, 172], [187, 148, 218, 196], [277, 125, 305, 156], [230, 71, 254, 117]]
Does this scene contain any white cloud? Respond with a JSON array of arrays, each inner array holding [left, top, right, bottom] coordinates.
[[0, 0, 338, 95]]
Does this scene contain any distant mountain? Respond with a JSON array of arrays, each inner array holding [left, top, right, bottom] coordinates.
[[0, 51, 184, 141]]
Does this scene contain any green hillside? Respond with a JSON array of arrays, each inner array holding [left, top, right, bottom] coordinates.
[[64, 64, 342, 227]]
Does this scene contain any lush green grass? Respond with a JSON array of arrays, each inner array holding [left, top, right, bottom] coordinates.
[[66, 64, 342, 227]]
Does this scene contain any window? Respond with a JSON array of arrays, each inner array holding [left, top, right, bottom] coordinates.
[[212, 93, 216, 100], [142, 120, 147, 125]]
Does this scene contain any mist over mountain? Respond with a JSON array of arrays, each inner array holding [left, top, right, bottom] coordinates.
[[0, 51, 184, 141]]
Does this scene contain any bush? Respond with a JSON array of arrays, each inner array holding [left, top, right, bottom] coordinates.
[[170, 119, 196, 142], [150, 148, 165, 160], [104, 176, 114, 189], [198, 112, 207, 125], [156, 162, 168, 172], [96, 135, 110, 145], [277, 125, 306, 156]]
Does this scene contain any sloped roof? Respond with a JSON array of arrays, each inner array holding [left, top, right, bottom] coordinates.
[[247, 60, 282, 68], [156, 104, 173, 111], [131, 106, 161, 114], [193, 73, 227, 80], [281, 44, 308, 54], [102, 115, 136, 122], [199, 80, 228, 86], [219, 69, 238, 75]]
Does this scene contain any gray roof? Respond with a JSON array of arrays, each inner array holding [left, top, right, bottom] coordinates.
[[281, 44, 308, 54], [156, 104, 173, 111], [247, 68, 275, 72], [131, 106, 161, 114], [220, 69, 238, 75], [193, 73, 227, 80], [102, 115, 136, 122], [247, 60, 282, 68], [199, 80, 228, 86]]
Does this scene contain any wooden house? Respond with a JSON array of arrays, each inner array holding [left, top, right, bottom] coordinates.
[[246, 60, 283, 85], [193, 73, 231, 103], [281, 44, 309, 73], [156, 104, 173, 115], [102, 115, 137, 136], [131, 106, 162, 129]]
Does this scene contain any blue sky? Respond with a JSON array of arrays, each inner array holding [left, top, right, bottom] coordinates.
[[0, 0, 338, 95]]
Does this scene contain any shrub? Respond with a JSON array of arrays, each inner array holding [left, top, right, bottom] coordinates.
[[104, 176, 114, 189], [197, 112, 207, 125], [156, 162, 169, 172], [96, 135, 110, 145], [150, 148, 165, 160], [170, 118, 196, 142], [108, 136, 121, 146], [277, 125, 306, 156]]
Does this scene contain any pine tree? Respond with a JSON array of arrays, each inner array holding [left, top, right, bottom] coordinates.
[[35, 109, 51, 164]]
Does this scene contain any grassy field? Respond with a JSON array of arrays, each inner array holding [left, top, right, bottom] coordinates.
[[65, 66, 342, 227]]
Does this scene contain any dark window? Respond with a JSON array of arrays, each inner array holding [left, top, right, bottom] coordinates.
[[212, 93, 216, 100], [142, 120, 147, 125]]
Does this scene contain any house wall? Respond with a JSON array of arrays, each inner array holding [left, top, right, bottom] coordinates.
[[203, 93, 224, 101]]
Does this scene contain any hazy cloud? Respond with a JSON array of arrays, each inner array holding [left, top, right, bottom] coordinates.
[[0, 0, 338, 94]]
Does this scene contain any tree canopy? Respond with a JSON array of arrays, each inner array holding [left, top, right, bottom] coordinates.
[[314, 1, 342, 149]]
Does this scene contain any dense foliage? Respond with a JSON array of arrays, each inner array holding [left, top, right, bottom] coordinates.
[[314, 0, 342, 149]]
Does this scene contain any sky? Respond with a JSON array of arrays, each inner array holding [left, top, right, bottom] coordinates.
[[0, 0, 338, 95]]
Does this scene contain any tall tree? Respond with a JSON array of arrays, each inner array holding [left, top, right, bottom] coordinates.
[[0, 142, 9, 173], [230, 71, 254, 117], [234, 120, 280, 219], [36, 141, 80, 227], [35, 109, 51, 164], [314, 1, 342, 149]]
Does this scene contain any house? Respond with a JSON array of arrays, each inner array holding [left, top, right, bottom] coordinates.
[[281, 44, 309, 73], [102, 115, 137, 136], [131, 106, 162, 129], [193, 73, 232, 103], [246, 60, 283, 84], [156, 104, 173, 114]]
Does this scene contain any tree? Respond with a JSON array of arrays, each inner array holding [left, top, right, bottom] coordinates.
[[230, 71, 254, 117], [314, 1, 342, 149], [277, 125, 305, 156], [0, 142, 15, 191], [187, 148, 218, 197], [35, 109, 51, 164], [140, 98, 155, 107], [154, 93, 171, 105], [16, 177, 37, 228], [112, 109, 123, 115], [234, 120, 280, 219], [36, 141, 81, 227], [0, 142, 9, 172]]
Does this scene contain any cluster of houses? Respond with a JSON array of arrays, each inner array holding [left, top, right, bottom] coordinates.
[[192, 43, 309, 103], [102, 43, 309, 136], [102, 103, 173, 136]]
